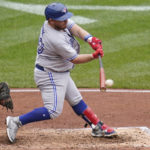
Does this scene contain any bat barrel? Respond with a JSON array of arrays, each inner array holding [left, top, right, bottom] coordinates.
[[98, 55, 106, 91]]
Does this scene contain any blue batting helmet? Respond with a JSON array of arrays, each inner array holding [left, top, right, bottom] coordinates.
[[45, 3, 73, 21]]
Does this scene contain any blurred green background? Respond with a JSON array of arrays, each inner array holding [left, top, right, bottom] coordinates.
[[0, 0, 150, 89]]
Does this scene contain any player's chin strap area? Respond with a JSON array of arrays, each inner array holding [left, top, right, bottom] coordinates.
[[72, 100, 100, 128]]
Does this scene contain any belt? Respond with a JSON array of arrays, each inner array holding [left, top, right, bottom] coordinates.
[[35, 64, 45, 71], [35, 64, 70, 73]]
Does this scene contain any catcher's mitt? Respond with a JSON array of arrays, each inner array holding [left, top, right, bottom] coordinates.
[[0, 82, 13, 111]]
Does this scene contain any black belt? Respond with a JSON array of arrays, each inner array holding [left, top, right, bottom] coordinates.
[[35, 64, 45, 71]]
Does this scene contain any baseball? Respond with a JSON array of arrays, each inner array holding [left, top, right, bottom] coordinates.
[[105, 79, 114, 87]]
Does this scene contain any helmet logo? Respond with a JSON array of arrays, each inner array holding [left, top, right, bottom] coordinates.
[[62, 8, 67, 13]]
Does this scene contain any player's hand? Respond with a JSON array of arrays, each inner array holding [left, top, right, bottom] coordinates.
[[92, 48, 104, 58], [88, 37, 102, 51]]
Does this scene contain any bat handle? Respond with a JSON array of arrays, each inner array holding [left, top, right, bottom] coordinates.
[[98, 55, 103, 68]]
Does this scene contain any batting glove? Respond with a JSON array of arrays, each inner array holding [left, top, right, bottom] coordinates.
[[88, 37, 103, 51], [92, 48, 104, 58]]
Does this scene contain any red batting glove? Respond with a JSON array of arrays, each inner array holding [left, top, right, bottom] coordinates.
[[88, 37, 103, 50], [92, 48, 104, 58]]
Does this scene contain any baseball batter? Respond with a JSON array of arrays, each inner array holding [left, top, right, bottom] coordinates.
[[6, 2, 116, 143]]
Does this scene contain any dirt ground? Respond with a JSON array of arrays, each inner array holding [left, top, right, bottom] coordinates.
[[0, 89, 150, 150]]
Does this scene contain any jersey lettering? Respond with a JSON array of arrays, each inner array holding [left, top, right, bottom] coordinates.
[[37, 25, 45, 54], [37, 37, 44, 54]]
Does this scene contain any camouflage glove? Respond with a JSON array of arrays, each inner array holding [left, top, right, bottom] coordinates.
[[0, 82, 13, 111]]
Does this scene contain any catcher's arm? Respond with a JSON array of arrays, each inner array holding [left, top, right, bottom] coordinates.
[[0, 82, 13, 112]]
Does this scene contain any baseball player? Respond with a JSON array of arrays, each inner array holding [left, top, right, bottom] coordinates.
[[6, 2, 116, 143]]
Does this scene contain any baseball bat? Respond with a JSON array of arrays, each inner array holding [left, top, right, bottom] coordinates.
[[98, 55, 106, 91]]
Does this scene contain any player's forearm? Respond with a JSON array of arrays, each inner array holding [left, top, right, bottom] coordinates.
[[70, 24, 90, 40], [71, 54, 94, 64]]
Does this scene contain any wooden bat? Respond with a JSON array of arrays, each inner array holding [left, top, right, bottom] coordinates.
[[98, 55, 106, 91]]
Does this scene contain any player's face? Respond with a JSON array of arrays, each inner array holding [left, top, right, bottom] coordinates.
[[51, 19, 68, 30]]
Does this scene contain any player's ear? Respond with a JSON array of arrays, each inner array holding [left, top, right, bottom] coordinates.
[[48, 18, 53, 24]]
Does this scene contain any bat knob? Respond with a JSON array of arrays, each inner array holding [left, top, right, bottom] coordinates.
[[100, 87, 106, 92]]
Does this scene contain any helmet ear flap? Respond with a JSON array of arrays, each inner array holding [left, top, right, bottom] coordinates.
[[45, 6, 50, 20]]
